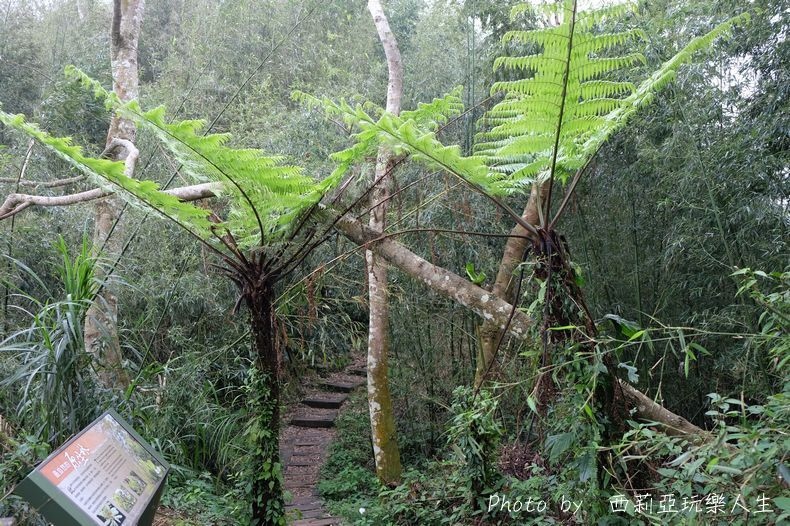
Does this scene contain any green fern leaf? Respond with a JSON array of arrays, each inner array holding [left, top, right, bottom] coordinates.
[[477, 0, 748, 219], [0, 108, 215, 239]]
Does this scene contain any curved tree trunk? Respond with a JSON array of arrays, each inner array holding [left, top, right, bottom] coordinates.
[[365, 0, 403, 485], [84, 0, 144, 389], [475, 179, 547, 386]]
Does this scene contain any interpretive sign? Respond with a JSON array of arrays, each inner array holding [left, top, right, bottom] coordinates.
[[14, 409, 168, 526]]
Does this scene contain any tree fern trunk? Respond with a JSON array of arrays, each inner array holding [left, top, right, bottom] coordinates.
[[247, 282, 285, 525], [366, 0, 403, 485], [84, 0, 144, 389]]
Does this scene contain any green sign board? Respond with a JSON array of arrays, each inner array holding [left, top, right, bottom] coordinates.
[[14, 409, 168, 526]]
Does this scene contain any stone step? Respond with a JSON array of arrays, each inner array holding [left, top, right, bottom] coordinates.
[[293, 444, 324, 455], [288, 494, 321, 504], [284, 475, 315, 488], [290, 411, 337, 428], [293, 508, 334, 520], [288, 455, 315, 467], [301, 394, 347, 409], [348, 367, 367, 377], [286, 464, 319, 475], [292, 429, 330, 444], [285, 501, 321, 513], [320, 380, 363, 393], [294, 444, 326, 455], [286, 499, 323, 511]]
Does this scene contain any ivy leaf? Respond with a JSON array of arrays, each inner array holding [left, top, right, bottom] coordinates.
[[775, 497, 790, 512], [576, 450, 596, 482], [603, 314, 641, 339], [527, 395, 538, 414]]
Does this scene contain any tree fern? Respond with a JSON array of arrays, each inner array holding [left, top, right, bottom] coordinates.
[[311, 1, 747, 230], [1, 69, 354, 526], [480, 0, 749, 210], [0, 109, 215, 241], [1, 68, 343, 251], [66, 67, 336, 248]]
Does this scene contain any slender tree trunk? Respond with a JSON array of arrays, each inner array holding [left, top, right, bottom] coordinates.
[[475, 179, 548, 386], [247, 281, 284, 525], [84, 0, 144, 388], [365, 0, 403, 485]]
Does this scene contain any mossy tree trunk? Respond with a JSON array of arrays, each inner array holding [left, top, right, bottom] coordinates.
[[365, 0, 403, 485], [475, 180, 548, 386], [84, 0, 144, 389]]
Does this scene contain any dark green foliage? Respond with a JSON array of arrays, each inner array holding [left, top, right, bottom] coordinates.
[[0, 434, 50, 523], [610, 277, 788, 524], [159, 467, 245, 525], [734, 269, 789, 368], [318, 390, 383, 523], [0, 9, 44, 118], [562, 0, 788, 419], [447, 386, 503, 501]]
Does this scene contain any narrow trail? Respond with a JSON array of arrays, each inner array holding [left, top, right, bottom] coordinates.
[[280, 362, 367, 525]]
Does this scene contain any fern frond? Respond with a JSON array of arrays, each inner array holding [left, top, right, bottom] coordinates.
[[577, 11, 750, 161], [400, 86, 465, 130], [297, 88, 467, 189], [67, 69, 337, 246], [483, 0, 645, 193], [319, 101, 495, 194], [478, 0, 748, 206], [0, 109, 215, 240], [292, 92, 381, 185]]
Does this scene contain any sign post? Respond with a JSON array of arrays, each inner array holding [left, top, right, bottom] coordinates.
[[14, 410, 168, 526]]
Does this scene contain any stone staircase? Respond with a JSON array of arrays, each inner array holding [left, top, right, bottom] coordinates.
[[281, 366, 366, 525]]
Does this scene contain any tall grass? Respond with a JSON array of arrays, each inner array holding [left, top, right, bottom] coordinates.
[[0, 236, 102, 444]]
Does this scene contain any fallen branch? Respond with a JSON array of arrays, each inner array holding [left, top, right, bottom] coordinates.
[[619, 380, 705, 436], [332, 212, 710, 437], [336, 212, 533, 338]]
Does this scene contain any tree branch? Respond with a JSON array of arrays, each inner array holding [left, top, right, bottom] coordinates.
[[0, 188, 108, 219], [335, 211, 534, 339], [0, 136, 224, 221], [0, 182, 221, 221], [619, 381, 705, 436], [331, 212, 707, 436]]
